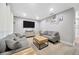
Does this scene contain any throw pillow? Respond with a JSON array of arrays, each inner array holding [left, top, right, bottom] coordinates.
[[54, 32, 59, 36], [14, 37, 20, 41], [6, 38, 21, 50], [18, 37, 30, 49], [15, 33, 23, 38]]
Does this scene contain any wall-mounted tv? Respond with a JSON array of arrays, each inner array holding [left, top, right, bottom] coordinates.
[[23, 21, 35, 28]]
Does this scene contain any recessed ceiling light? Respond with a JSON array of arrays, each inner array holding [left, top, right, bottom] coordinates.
[[49, 8, 54, 12], [22, 13, 27, 17], [36, 16, 40, 20]]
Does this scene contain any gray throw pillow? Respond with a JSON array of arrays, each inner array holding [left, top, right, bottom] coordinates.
[[0, 39, 6, 53], [54, 32, 59, 36], [14, 41, 22, 49], [14, 37, 20, 41], [18, 37, 30, 48], [4, 33, 16, 41], [15, 33, 23, 38], [6, 38, 21, 50], [52, 32, 58, 36]]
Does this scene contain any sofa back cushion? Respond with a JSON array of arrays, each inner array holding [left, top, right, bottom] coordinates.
[[0, 39, 6, 53], [40, 31, 48, 35], [47, 31, 53, 35], [40, 31, 60, 37]]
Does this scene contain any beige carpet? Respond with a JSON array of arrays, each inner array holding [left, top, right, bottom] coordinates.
[[27, 38, 76, 55]]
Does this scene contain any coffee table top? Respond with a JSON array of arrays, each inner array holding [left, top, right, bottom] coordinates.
[[34, 36, 48, 44]]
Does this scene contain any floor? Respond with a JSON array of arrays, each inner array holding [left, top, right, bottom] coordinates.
[[27, 37, 76, 55]]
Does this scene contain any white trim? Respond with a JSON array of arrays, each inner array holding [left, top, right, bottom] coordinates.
[[60, 40, 73, 46]]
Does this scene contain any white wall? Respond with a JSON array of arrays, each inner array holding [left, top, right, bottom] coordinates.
[[40, 8, 75, 45], [0, 3, 13, 39], [75, 18, 79, 37], [14, 17, 40, 34]]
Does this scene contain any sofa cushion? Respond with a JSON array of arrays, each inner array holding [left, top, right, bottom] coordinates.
[[6, 38, 21, 50], [0, 39, 6, 53], [18, 37, 30, 48], [0, 50, 15, 55]]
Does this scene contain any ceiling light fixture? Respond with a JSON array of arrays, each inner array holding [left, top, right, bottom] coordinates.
[[49, 8, 54, 12], [22, 13, 27, 17], [36, 16, 40, 20]]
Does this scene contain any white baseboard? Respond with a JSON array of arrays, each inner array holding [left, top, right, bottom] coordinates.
[[60, 40, 73, 46]]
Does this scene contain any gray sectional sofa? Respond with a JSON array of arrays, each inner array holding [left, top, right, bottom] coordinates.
[[40, 31, 60, 43], [0, 33, 30, 55]]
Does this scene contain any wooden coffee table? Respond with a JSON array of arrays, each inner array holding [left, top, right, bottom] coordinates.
[[13, 47, 36, 55], [33, 36, 48, 50]]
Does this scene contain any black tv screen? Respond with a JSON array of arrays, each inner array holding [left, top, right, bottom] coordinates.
[[23, 21, 35, 28]]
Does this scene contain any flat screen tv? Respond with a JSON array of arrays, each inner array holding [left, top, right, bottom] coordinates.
[[23, 21, 35, 28]]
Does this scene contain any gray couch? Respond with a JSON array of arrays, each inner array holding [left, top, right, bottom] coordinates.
[[40, 31, 60, 43], [0, 33, 30, 55]]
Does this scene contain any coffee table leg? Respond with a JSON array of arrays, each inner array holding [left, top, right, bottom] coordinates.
[[39, 44, 41, 50]]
